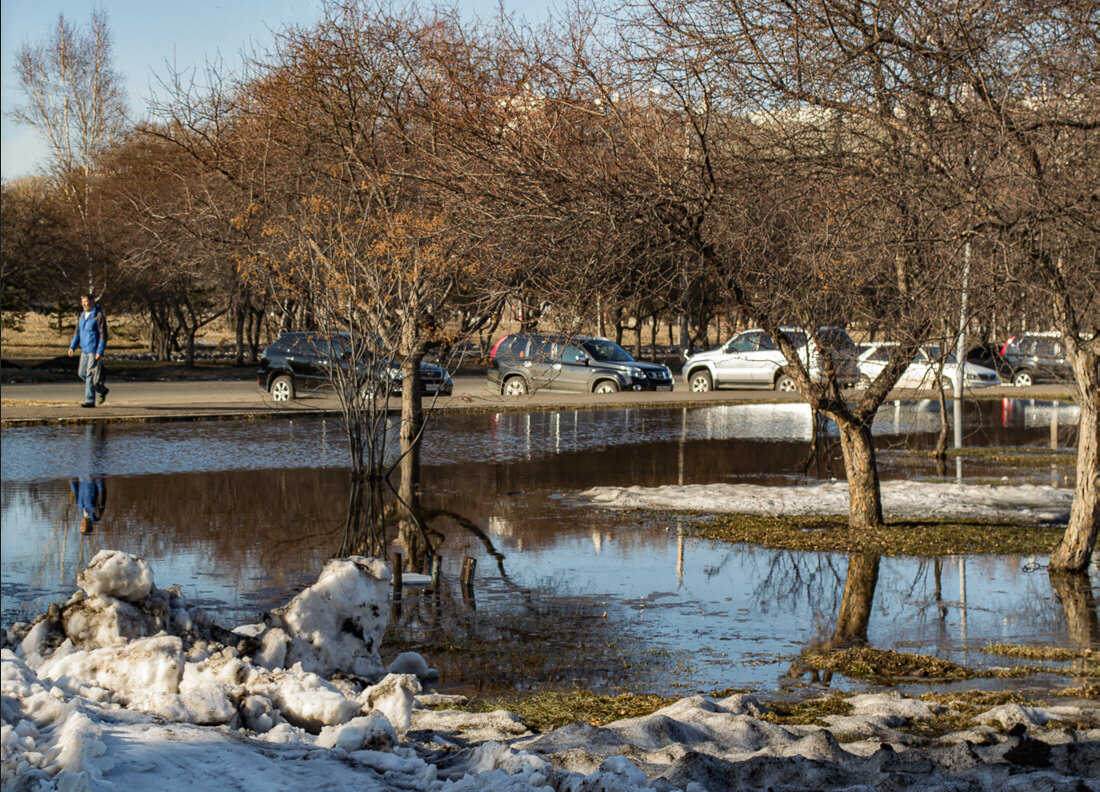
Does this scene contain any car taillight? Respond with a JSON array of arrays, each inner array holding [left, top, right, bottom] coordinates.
[[1000, 336, 1016, 357], [488, 336, 508, 361]]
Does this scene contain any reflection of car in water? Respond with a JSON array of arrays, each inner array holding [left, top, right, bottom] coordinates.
[[685, 403, 819, 441], [487, 333, 674, 395], [257, 332, 454, 402], [856, 342, 1000, 391], [999, 398, 1080, 429], [682, 326, 859, 393]]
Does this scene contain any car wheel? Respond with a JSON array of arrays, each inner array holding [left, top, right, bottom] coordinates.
[[502, 376, 528, 396], [1013, 370, 1034, 388], [270, 375, 294, 402], [774, 373, 797, 392], [594, 380, 620, 394], [688, 370, 713, 393]]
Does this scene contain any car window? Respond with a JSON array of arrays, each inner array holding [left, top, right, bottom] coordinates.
[[758, 334, 778, 351], [581, 339, 634, 362], [779, 331, 808, 349], [728, 333, 758, 353], [869, 346, 893, 363], [528, 337, 553, 362], [1035, 338, 1058, 356], [816, 328, 853, 351], [498, 336, 526, 361], [560, 345, 588, 364]]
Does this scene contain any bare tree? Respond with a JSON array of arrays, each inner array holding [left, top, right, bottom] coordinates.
[[11, 11, 127, 292]]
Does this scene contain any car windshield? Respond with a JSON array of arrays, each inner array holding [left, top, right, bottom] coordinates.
[[582, 339, 635, 362]]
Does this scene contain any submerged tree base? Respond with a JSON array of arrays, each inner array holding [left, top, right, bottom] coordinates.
[[683, 513, 1066, 556]]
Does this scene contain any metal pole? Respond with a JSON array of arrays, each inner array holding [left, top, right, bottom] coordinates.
[[953, 239, 970, 483]]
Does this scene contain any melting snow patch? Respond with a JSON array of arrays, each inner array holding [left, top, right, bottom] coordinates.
[[3, 550, 1097, 791], [577, 480, 1073, 523]]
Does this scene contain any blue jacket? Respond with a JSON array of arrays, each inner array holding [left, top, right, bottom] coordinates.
[[70, 306, 108, 356]]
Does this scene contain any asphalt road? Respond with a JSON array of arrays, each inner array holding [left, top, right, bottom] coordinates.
[[0, 374, 1076, 426]]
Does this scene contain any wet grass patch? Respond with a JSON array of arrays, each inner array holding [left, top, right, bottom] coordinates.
[[464, 690, 676, 732], [801, 647, 976, 683], [687, 514, 1064, 556], [891, 446, 1076, 467], [756, 694, 854, 727], [446, 686, 1097, 738], [801, 645, 1099, 688], [983, 642, 1099, 664], [982, 643, 1100, 678]]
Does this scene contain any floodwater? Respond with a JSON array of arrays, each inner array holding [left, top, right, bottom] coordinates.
[[1, 397, 1093, 698]]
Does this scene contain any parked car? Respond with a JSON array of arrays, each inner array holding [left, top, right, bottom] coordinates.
[[999, 333, 1074, 386], [856, 342, 1000, 390], [965, 343, 1012, 379], [682, 326, 859, 392], [487, 333, 674, 395], [258, 332, 453, 402]]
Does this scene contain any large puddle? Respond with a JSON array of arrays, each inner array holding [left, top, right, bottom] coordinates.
[[2, 397, 1093, 697]]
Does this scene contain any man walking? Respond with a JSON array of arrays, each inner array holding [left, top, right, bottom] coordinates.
[[68, 294, 109, 407]]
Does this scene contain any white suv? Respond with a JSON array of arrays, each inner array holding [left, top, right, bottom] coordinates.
[[682, 326, 859, 392]]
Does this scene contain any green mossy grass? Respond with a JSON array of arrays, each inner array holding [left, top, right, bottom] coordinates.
[[686, 514, 1064, 556]]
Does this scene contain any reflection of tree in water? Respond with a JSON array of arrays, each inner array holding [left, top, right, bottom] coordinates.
[[744, 548, 848, 616], [781, 552, 880, 685], [374, 445, 660, 695], [825, 554, 880, 649], [1048, 571, 1100, 679]]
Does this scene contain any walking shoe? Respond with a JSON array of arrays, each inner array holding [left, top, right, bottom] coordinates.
[[98, 387, 110, 405], [81, 402, 96, 408]]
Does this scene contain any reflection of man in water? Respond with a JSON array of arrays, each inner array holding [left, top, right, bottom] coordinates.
[[71, 477, 106, 533]]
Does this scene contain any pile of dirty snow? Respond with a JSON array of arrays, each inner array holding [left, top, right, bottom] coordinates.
[[3, 550, 1097, 791], [577, 480, 1073, 523]]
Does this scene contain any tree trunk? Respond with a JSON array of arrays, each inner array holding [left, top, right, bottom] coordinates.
[[1049, 348, 1099, 572], [835, 418, 885, 529], [399, 335, 425, 448], [1048, 570, 1100, 649], [827, 553, 880, 648], [234, 304, 246, 367]]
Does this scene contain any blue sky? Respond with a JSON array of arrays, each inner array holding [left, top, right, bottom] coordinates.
[[2, 0, 548, 180]]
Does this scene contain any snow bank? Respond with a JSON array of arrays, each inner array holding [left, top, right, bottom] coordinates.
[[4, 551, 1098, 791], [577, 480, 1074, 523], [262, 556, 391, 679]]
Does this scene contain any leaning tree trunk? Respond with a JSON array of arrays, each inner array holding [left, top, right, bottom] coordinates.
[[1049, 349, 1099, 573], [833, 417, 886, 529]]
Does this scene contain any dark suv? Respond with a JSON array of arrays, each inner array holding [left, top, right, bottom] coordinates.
[[487, 333, 674, 395], [258, 332, 454, 402], [1000, 333, 1073, 387]]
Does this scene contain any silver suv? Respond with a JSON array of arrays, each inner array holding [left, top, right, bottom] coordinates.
[[682, 326, 859, 392]]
